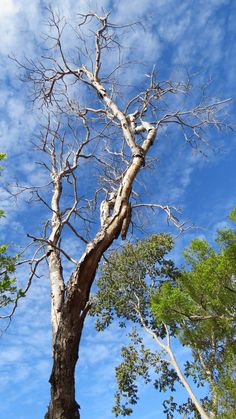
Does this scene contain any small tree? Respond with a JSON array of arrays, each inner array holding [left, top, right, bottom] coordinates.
[[92, 211, 235, 418], [92, 234, 209, 418], [0, 153, 20, 318], [152, 209, 236, 418], [9, 9, 230, 418]]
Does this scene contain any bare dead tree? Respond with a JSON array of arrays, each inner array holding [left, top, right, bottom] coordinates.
[[10, 9, 230, 419]]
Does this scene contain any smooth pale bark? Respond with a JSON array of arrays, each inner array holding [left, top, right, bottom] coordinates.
[[137, 309, 210, 419], [168, 349, 210, 419]]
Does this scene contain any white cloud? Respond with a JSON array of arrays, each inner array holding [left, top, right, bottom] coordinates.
[[0, 1, 21, 55]]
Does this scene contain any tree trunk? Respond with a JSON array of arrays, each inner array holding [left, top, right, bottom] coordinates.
[[45, 293, 84, 419], [45, 204, 129, 418]]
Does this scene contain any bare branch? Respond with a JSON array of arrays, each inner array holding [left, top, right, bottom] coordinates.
[[132, 204, 192, 231], [0, 252, 47, 320]]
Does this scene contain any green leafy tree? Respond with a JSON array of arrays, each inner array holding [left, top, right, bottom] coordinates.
[[0, 153, 22, 319], [0, 245, 19, 310], [152, 210, 236, 418], [92, 234, 210, 418]]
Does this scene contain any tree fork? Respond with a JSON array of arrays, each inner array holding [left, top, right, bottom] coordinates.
[[45, 200, 131, 418]]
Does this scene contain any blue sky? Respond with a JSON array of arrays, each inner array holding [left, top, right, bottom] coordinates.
[[0, 0, 236, 418]]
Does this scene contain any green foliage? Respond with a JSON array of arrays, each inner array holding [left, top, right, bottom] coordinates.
[[92, 234, 192, 416], [0, 245, 18, 307], [151, 210, 236, 417], [112, 329, 179, 417], [93, 234, 177, 331], [229, 207, 236, 222], [0, 153, 22, 315], [0, 152, 7, 168], [93, 211, 236, 417]]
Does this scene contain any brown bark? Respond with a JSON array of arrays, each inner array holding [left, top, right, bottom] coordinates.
[[45, 289, 85, 419]]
